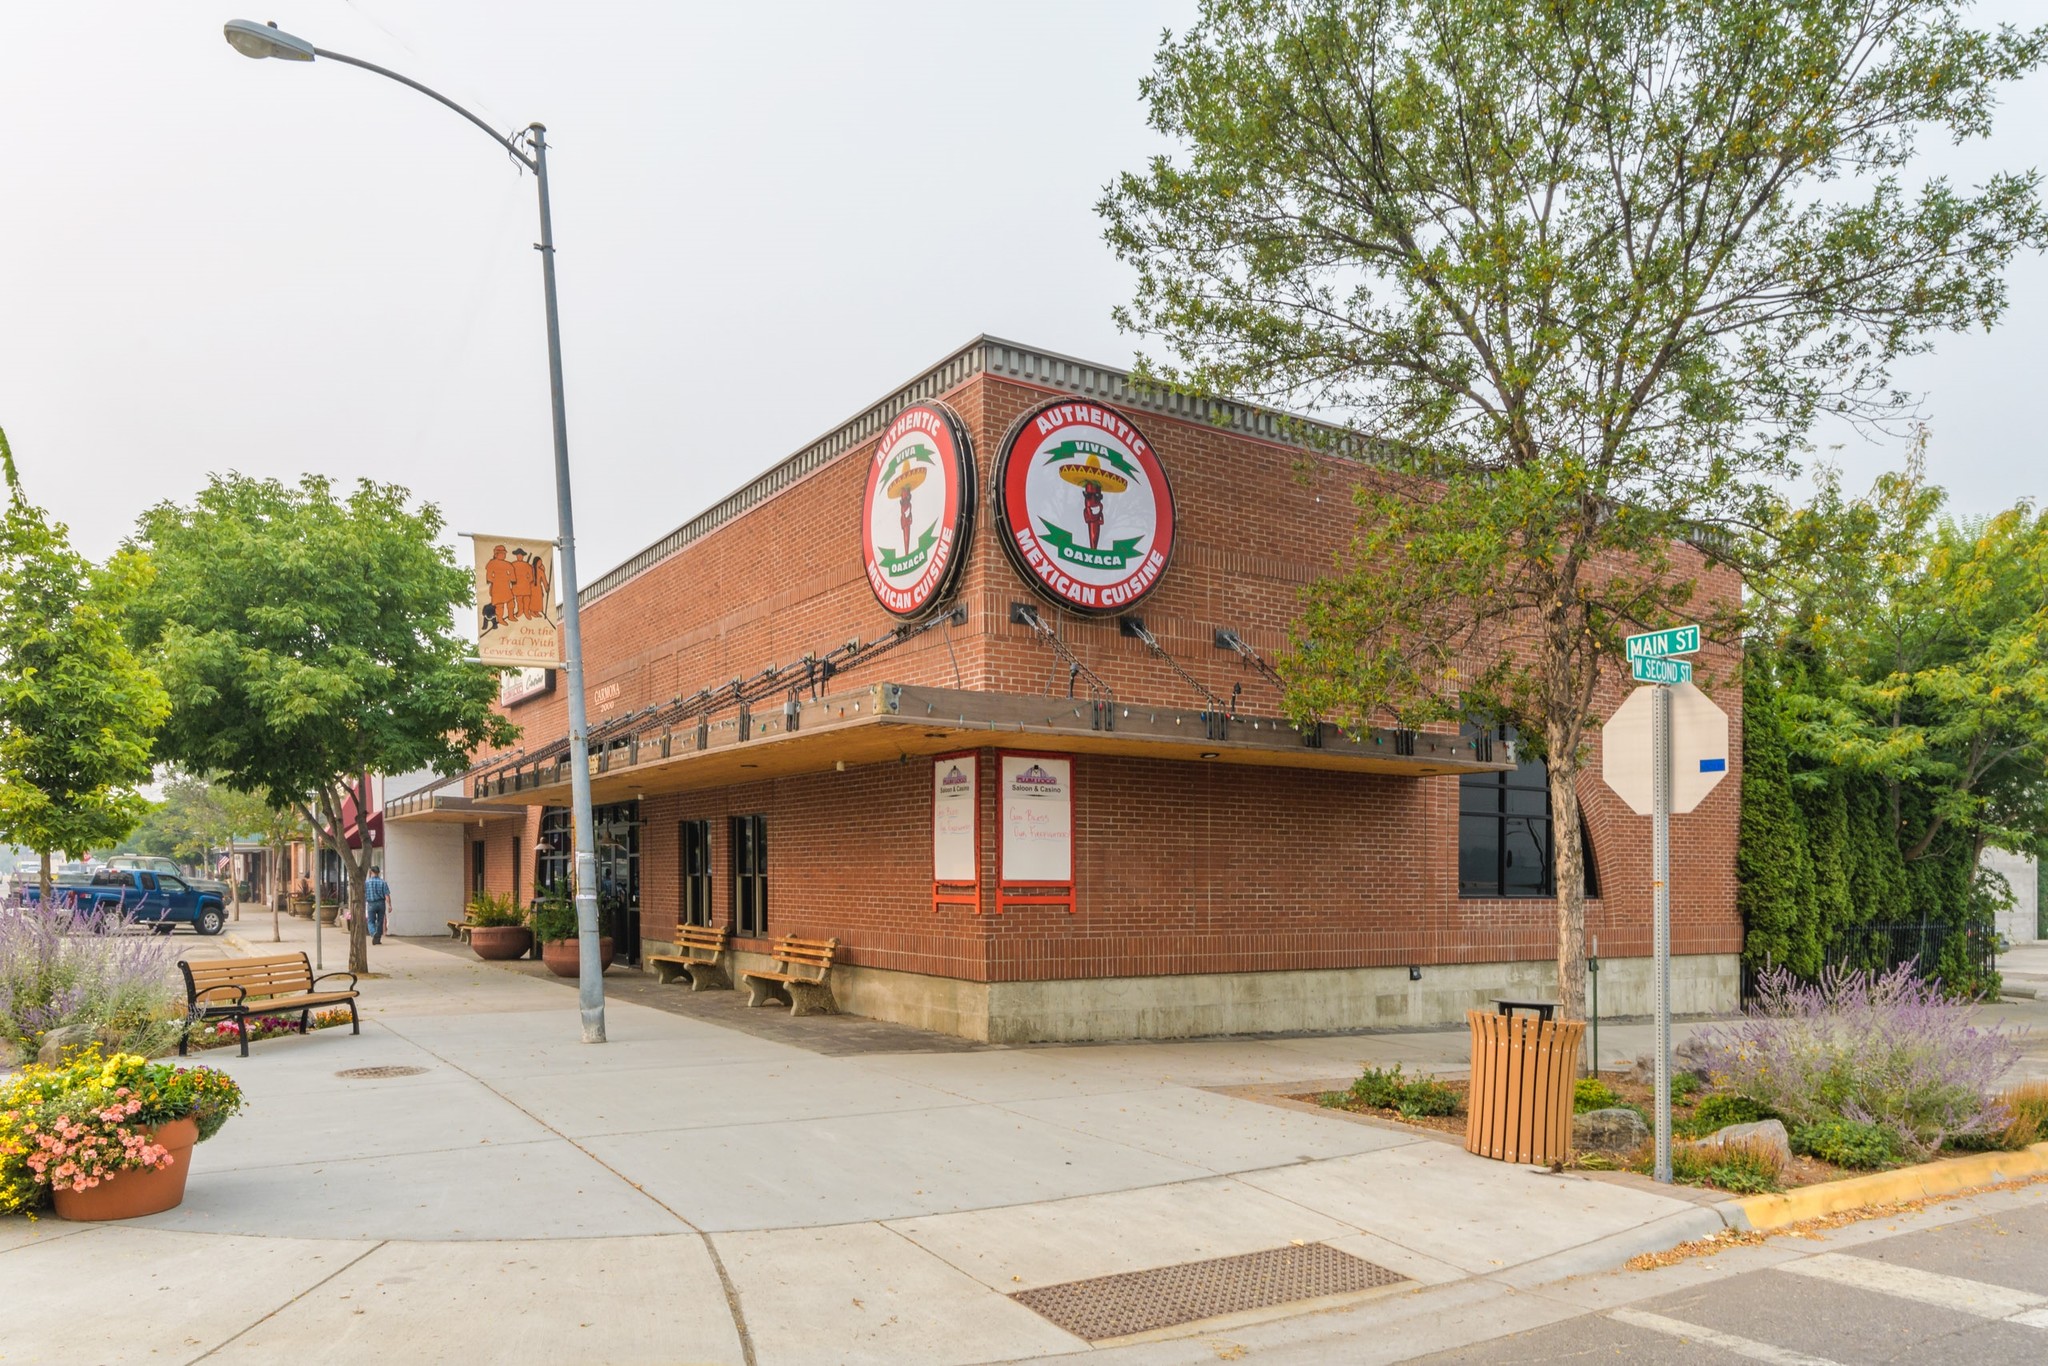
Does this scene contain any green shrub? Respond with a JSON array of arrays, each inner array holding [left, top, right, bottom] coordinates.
[[529, 896, 577, 943], [1574, 1078, 1621, 1112], [1677, 1093, 1780, 1138], [1348, 1065, 1412, 1110], [464, 892, 523, 928], [1345, 1064, 1462, 1118], [1793, 1118, 1903, 1169], [1397, 1077, 1461, 1118], [1672, 1072, 1704, 1102], [1668, 1137, 1785, 1194]]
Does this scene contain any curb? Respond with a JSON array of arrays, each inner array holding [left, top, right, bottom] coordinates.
[[1718, 1141, 2048, 1231], [1493, 1202, 1730, 1288]]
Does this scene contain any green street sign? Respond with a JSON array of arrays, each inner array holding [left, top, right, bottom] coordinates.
[[1626, 624, 1701, 661], [1631, 656, 1693, 686]]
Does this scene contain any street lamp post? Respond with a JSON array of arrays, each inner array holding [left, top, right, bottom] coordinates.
[[222, 18, 606, 1042]]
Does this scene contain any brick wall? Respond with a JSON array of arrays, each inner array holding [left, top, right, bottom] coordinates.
[[460, 366, 1743, 983]]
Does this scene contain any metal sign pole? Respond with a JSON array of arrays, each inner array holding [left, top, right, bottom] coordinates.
[[1652, 682, 1673, 1183]]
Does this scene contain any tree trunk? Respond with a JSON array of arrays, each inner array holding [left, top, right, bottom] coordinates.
[[37, 848, 51, 907], [1548, 723, 1590, 1054], [318, 781, 375, 975]]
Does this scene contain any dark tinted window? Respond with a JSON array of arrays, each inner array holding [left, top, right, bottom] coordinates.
[[1457, 725, 1596, 899]]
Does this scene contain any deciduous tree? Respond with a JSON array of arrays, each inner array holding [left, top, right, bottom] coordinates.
[[0, 429, 167, 899], [128, 474, 516, 971], [1102, 0, 2048, 1019]]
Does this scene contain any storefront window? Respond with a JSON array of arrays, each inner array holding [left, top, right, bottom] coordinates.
[[680, 820, 713, 928], [1458, 725, 1599, 898], [594, 802, 640, 962], [536, 807, 571, 898], [731, 814, 767, 937]]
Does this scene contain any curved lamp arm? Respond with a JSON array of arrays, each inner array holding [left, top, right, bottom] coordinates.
[[223, 19, 536, 170]]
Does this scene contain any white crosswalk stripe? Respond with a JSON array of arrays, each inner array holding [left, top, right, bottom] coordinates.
[[1779, 1251, 2048, 1324], [1607, 1309, 1846, 1365]]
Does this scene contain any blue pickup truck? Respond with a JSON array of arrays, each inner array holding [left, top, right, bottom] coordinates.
[[24, 868, 229, 936]]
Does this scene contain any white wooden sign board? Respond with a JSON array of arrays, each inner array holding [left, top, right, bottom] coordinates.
[[999, 754, 1073, 883], [932, 756, 978, 883]]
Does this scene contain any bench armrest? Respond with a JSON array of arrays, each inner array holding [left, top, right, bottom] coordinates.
[[313, 972, 359, 992], [192, 985, 248, 1008]]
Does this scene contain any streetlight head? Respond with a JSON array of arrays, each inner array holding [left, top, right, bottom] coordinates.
[[223, 19, 315, 61]]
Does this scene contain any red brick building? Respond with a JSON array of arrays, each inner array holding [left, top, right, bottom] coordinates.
[[388, 337, 1743, 1042]]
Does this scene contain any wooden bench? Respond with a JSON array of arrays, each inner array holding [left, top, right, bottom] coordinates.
[[178, 952, 360, 1057], [647, 924, 732, 990], [446, 919, 474, 941], [740, 935, 840, 1016]]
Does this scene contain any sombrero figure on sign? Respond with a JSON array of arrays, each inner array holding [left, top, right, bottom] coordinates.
[[886, 454, 928, 555], [1058, 451, 1127, 550]]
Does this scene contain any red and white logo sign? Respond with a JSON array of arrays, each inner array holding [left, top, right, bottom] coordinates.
[[862, 401, 975, 618], [995, 397, 1175, 616]]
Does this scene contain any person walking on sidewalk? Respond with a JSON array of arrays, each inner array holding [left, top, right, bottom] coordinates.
[[364, 865, 392, 945]]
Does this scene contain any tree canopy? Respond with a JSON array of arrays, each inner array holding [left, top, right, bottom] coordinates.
[[120, 771, 276, 871], [128, 473, 515, 969], [1738, 452, 2046, 994], [1765, 452, 2048, 865], [1102, 0, 2048, 1020], [0, 429, 167, 895]]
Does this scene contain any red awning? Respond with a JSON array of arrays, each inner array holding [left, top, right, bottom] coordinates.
[[339, 788, 385, 851]]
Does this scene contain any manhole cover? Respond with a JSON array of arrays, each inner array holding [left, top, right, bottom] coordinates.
[[334, 1065, 428, 1079], [1013, 1243, 1405, 1341]]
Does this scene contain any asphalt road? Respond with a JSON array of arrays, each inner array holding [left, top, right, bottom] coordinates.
[[1412, 1191, 2048, 1365]]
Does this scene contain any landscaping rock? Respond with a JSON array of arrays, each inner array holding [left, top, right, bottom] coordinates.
[[35, 1024, 98, 1066], [1573, 1106, 1650, 1151], [1700, 1118, 1791, 1164]]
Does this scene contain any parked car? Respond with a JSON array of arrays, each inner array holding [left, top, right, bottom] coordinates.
[[21, 868, 228, 935], [104, 855, 233, 902]]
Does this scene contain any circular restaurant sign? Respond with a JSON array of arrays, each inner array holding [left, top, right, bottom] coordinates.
[[995, 396, 1176, 616], [862, 401, 975, 618]]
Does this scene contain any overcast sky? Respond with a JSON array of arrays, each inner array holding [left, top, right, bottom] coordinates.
[[3, 1, 2043, 585]]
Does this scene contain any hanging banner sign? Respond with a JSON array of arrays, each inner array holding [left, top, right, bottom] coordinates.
[[995, 397, 1175, 617], [470, 534, 563, 667], [999, 753, 1073, 884], [932, 754, 978, 883], [862, 401, 975, 619]]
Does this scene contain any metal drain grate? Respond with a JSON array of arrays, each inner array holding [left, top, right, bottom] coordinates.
[[1013, 1243, 1406, 1341], [334, 1065, 428, 1079]]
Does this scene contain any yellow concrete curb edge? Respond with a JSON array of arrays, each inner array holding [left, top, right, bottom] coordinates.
[[1727, 1141, 2048, 1231]]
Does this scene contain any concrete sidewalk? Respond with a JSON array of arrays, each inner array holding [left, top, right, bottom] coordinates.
[[0, 923, 1810, 1364]]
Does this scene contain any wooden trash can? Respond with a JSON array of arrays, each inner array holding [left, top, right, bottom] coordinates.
[[1464, 1008, 1585, 1164]]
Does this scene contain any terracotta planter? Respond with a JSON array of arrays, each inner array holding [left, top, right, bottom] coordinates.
[[541, 936, 615, 978], [316, 906, 339, 924], [469, 925, 533, 961], [51, 1116, 199, 1222]]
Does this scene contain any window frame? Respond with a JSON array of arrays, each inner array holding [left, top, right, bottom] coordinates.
[[730, 813, 767, 937], [1456, 724, 1598, 900], [536, 807, 572, 899], [679, 820, 714, 928]]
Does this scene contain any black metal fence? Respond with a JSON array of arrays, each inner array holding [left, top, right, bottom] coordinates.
[[1741, 921, 2000, 1003]]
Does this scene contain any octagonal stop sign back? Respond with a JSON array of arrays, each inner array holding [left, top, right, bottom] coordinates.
[[1600, 682, 1730, 815]]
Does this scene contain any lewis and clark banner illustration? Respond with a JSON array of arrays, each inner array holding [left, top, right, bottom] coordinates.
[[468, 534, 562, 668]]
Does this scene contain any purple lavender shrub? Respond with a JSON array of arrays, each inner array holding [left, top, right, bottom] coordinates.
[[1692, 964, 2022, 1159], [0, 905, 185, 1061]]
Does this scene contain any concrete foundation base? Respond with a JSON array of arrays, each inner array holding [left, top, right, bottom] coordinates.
[[640, 943, 1741, 1044]]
